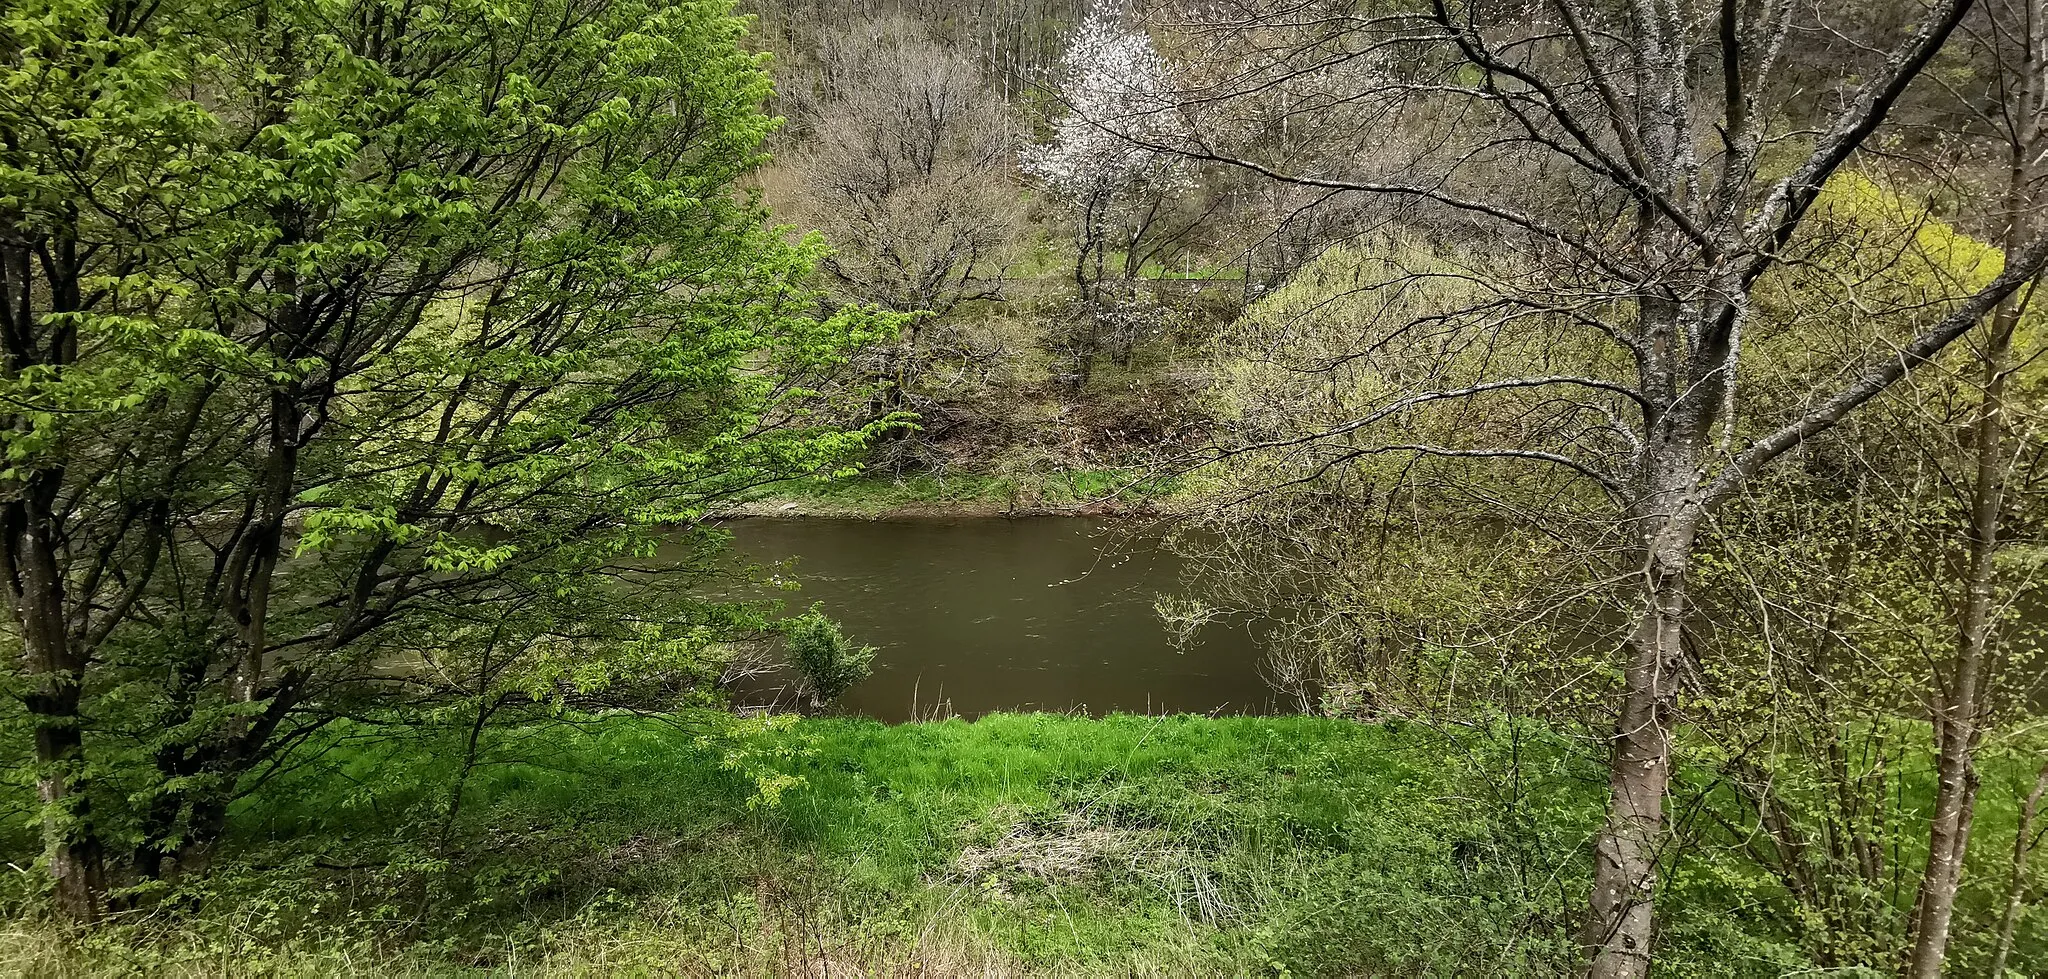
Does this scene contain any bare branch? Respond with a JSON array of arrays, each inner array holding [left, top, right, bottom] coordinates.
[[1707, 228, 2048, 505]]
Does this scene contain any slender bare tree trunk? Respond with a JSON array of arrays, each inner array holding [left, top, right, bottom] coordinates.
[[1901, 287, 2030, 977], [1904, 413, 2000, 976], [1588, 305, 1702, 975], [1988, 761, 2048, 977], [1905, 67, 2041, 966]]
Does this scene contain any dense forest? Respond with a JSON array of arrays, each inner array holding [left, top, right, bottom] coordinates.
[[4, 0, 2048, 975]]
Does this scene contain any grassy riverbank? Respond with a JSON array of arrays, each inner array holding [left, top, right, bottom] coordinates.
[[2, 714, 1596, 977], [722, 469, 1188, 518], [2, 712, 2013, 977]]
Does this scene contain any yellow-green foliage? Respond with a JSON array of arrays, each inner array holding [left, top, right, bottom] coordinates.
[[1749, 171, 2042, 409], [1213, 236, 1488, 439], [1817, 172, 2004, 284], [1683, 173, 2048, 969], [1186, 238, 1628, 719], [1210, 236, 1633, 449]]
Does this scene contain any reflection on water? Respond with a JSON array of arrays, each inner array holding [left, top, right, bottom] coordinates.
[[712, 517, 1280, 722]]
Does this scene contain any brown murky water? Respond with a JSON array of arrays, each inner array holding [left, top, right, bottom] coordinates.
[[718, 517, 1281, 722]]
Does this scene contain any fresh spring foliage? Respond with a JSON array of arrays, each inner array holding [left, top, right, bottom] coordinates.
[[0, 0, 894, 914], [1181, 185, 2048, 971]]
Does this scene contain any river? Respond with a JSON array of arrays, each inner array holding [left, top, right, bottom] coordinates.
[[718, 516, 1282, 722]]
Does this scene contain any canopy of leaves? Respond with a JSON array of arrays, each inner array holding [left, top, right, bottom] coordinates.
[[0, 0, 896, 880]]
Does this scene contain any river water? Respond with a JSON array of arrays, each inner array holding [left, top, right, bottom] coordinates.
[[718, 517, 1280, 722]]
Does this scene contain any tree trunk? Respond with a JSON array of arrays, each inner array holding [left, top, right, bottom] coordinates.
[[5, 477, 107, 923], [1903, 141, 2037, 974], [1988, 761, 2048, 977], [1900, 370, 2006, 974], [1585, 493, 1695, 979], [31, 679, 105, 924], [1907, 727, 1982, 977]]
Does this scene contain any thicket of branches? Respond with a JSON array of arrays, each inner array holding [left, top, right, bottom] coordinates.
[[1132, 0, 2048, 973]]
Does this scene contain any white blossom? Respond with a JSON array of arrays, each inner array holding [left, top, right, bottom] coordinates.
[[1022, 2, 1192, 200]]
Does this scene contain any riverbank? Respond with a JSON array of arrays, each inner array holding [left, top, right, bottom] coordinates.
[[1, 712, 1858, 977], [719, 469, 1188, 519]]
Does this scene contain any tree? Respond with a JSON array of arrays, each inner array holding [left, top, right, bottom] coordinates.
[[1674, 171, 2048, 968], [742, 0, 1090, 101], [1989, 761, 2048, 976], [1891, 2, 2048, 968], [1142, 1, 2048, 973], [780, 16, 1025, 414], [0, 0, 888, 921], [1025, 1, 1211, 387]]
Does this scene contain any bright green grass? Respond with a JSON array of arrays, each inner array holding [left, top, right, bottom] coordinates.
[[3, 714, 1607, 976], [16, 712, 2026, 976]]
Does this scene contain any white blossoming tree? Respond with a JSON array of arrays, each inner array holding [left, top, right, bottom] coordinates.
[[1024, 4, 1187, 198], [1025, 2, 1206, 386]]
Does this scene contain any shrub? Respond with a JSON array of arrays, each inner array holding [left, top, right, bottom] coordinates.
[[786, 608, 878, 705]]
